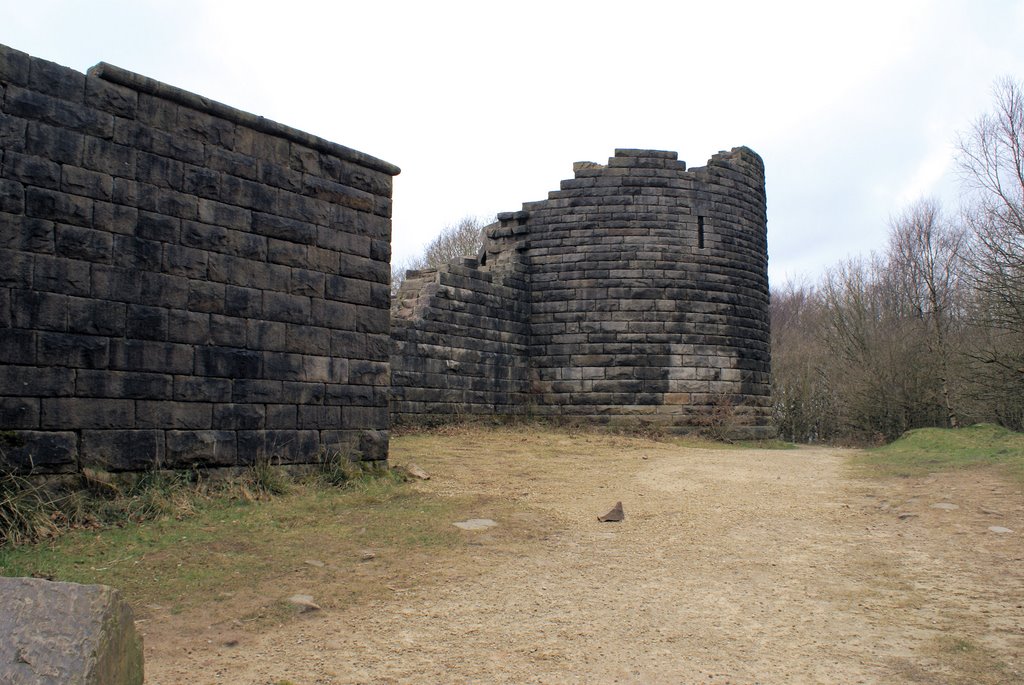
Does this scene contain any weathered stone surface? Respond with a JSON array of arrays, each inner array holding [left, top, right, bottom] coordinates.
[[0, 576, 144, 685], [1, 43, 397, 474]]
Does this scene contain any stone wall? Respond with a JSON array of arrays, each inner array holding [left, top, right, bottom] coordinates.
[[391, 148, 772, 436], [390, 257, 531, 424], [0, 43, 399, 475]]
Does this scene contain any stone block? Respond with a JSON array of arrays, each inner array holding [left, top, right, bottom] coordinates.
[[194, 345, 262, 379], [251, 212, 316, 244], [140, 272, 188, 309], [109, 339, 194, 374], [0, 577, 144, 685], [282, 381, 326, 403], [166, 309, 209, 346], [263, 291, 310, 324], [181, 164, 221, 198], [0, 113, 27, 153], [262, 351, 303, 380], [82, 136, 137, 177], [265, 404, 297, 428], [1, 216, 54, 253], [0, 365, 75, 397], [112, 235, 162, 271], [263, 237, 307, 270], [68, 296, 126, 336], [135, 210, 179, 242], [0, 397, 40, 429], [0, 329, 36, 364], [298, 405, 340, 429], [173, 375, 232, 403], [224, 285, 262, 318], [165, 430, 236, 467], [56, 224, 113, 262], [247, 319, 286, 351], [41, 398, 134, 429], [85, 75, 138, 117], [26, 121, 84, 165], [197, 198, 250, 231], [38, 332, 110, 369], [75, 369, 172, 400], [80, 429, 164, 471], [209, 314, 247, 347], [61, 165, 113, 201], [164, 244, 208, 278], [25, 187, 93, 227], [232, 379, 282, 403], [13, 290, 68, 331], [93, 203, 138, 235], [213, 403, 265, 430], [5, 152, 61, 188], [135, 400, 211, 429], [0, 430, 77, 474], [237, 429, 318, 464], [187, 280, 224, 313]]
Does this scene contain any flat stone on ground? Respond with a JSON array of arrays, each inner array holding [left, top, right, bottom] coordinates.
[[453, 519, 497, 530]]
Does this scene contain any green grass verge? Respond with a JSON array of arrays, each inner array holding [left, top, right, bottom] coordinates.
[[853, 423, 1024, 481], [0, 475, 467, 614]]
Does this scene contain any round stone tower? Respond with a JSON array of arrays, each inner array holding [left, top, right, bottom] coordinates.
[[483, 147, 771, 436]]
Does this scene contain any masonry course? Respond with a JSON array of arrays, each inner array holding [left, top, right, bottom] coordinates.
[[1, 43, 399, 475]]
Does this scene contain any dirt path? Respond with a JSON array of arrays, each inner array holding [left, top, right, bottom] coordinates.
[[143, 433, 1024, 684]]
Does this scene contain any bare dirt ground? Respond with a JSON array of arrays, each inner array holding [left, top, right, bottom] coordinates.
[[142, 431, 1024, 684]]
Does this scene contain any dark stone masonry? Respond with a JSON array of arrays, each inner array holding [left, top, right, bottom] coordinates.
[[0, 43, 399, 475], [392, 148, 772, 437], [2, 42, 774, 478]]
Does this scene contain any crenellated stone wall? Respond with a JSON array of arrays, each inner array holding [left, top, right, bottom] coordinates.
[[0, 43, 399, 475], [391, 148, 772, 436]]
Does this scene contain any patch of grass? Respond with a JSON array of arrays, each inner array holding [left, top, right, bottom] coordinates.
[[853, 423, 1024, 481], [0, 469, 472, 617], [0, 471, 62, 546], [930, 634, 1014, 685], [664, 435, 795, 451], [243, 456, 290, 498]]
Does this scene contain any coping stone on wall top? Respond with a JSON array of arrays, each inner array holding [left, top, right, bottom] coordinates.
[[88, 62, 401, 178]]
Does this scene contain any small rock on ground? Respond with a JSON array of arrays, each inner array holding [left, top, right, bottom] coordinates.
[[988, 526, 1013, 534], [453, 519, 497, 530], [931, 502, 959, 510], [286, 595, 321, 612]]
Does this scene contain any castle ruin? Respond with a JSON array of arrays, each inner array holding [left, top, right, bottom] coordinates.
[[391, 148, 772, 437], [1, 42, 773, 481]]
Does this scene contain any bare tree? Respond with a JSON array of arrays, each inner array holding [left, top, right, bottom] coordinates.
[[391, 215, 490, 301], [770, 280, 836, 442], [956, 77, 1024, 428], [886, 199, 967, 427]]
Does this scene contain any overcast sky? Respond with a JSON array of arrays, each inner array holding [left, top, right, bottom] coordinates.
[[4, 0, 1024, 285]]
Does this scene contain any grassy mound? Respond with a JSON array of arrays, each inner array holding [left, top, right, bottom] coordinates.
[[855, 423, 1024, 481]]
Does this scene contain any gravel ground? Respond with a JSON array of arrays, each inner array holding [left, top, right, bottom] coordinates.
[[143, 433, 1024, 684]]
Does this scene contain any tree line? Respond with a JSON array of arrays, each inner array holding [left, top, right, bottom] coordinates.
[[772, 78, 1024, 443]]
